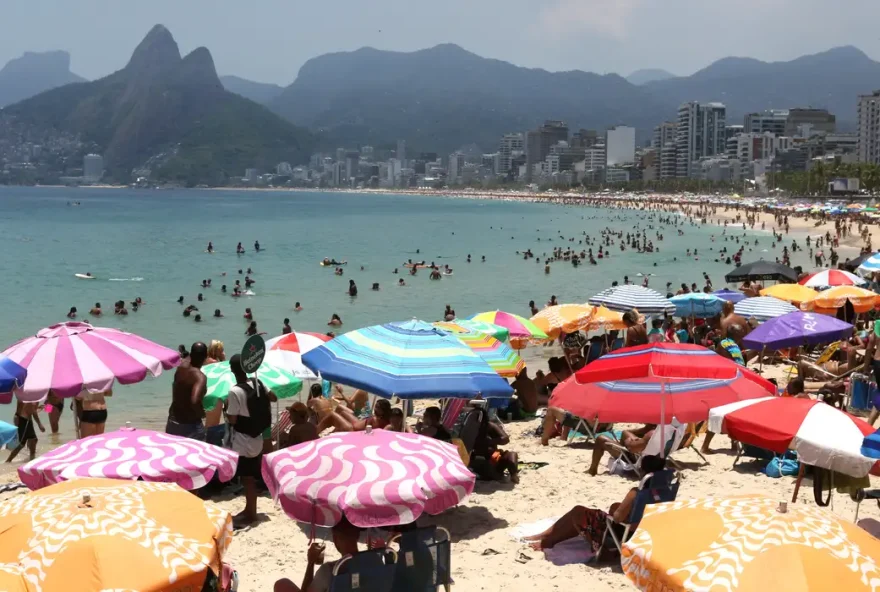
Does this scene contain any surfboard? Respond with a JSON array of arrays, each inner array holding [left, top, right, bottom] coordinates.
[[75, 273, 95, 280]]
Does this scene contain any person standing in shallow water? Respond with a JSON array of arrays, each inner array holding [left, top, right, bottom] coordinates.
[[166, 342, 208, 441]]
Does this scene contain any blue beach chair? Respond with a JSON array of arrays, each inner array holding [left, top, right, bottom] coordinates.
[[389, 526, 452, 592], [330, 549, 397, 592]]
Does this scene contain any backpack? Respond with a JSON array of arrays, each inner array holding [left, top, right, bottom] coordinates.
[[232, 379, 272, 438]]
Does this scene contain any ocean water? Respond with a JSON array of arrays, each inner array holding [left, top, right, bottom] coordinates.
[[0, 186, 808, 437]]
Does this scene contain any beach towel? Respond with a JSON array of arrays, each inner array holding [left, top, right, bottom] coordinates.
[[441, 399, 467, 431], [517, 461, 549, 471], [508, 519, 595, 565]]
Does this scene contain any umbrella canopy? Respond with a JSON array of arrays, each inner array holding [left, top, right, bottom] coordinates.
[[799, 268, 866, 288], [0, 479, 232, 592], [806, 285, 878, 313], [586, 306, 630, 330], [734, 296, 797, 322], [843, 251, 876, 272], [201, 360, 303, 411], [857, 253, 880, 277], [529, 304, 595, 339], [0, 357, 26, 394], [18, 426, 239, 490], [432, 319, 510, 342], [724, 260, 798, 283], [622, 495, 880, 592], [551, 370, 774, 423], [262, 429, 474, 528], [452, 332, 525, 378], [2, 322, 180, 401], [264, 332, 332, 379], [742, 311, 853, 350], [301, 319, 513, 400], [669, 293, 724, 319], [467, 311, 547, 343], [0, 421, 16, 447], [759, 283, 818, 306], [711, 288, 746, 304], [862, 428, 880, 459], [709, 397, 876, 477], [588, 285, 676, 317]]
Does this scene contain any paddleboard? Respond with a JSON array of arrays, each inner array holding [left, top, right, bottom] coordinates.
[[75, 273, 95, 280], [320, 261, 347, 266]]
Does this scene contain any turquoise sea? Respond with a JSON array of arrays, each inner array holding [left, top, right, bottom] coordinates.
[[0, 187, 814, 441]]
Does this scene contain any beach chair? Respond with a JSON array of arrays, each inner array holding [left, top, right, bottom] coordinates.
[[450, 405, 484, 466], [389, 526, 452, 592], [606, 421, 686, 477], [585, 340, 605, 364], [667, 422, 709, 469], [330, 549, 398, 592], [595, 469, 680, 561], [610, 337, 625, 351]]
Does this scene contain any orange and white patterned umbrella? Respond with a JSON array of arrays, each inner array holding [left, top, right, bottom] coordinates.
[[586, 306, 633, 331], [805, 285, 879, 314], [622, 495, 880, 591], [0, 478, 232, 592], [530, 304, 595, 339]]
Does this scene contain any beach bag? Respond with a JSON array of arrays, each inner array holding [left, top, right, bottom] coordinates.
[[763, 452, 799, 478], [232, 379, 271, 438]]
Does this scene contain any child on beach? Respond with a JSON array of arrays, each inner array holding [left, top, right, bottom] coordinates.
[[6, 399, 45, 462]]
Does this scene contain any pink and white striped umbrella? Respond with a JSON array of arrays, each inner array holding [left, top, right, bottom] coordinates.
[[799, 269, 866, 288], [1, 322, 180, 401], [265, 332, 332, 379], [18, 426, 238, 490], [262, 428, 474, 528]]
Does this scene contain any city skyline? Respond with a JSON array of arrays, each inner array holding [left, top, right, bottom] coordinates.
[[1, 0, 879, 85]]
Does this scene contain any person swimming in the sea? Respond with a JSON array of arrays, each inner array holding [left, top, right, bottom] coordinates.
[[214, 309, 223, 318], [348, 280, 358, 296], [328, 314, 343, 326], [236, 242, 244, 254], [177, 296, 184, 304], [254, 241, 260, 252], [207, 242, 213, 253], [90, 302, 102, 316], [243, 308, 253, 321], [398, 278, 406, 286], [294, 302, 303, 311], [429, 269, 442, 280], [67, 307, 77, 319]]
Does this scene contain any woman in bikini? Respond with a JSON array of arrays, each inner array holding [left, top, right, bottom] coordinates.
[[76, 389, 109, 438]]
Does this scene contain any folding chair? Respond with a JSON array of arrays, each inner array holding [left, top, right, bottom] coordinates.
[[607, 421, 686, 477], [585, 340, 605, 364], [667, 422, 709, 469], [450, 405, 485, 466], [389, 526, 452, 592], [330, 549, 398, 592], [595, 469, 680, 561]]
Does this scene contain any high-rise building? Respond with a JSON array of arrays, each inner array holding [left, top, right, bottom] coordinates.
[[498, 133, 524, 174], [732, 132, 792, 168], [525, 120, 568, 181], [448, 152, 465, 184], [858, 91, 880, 165], [570, 129, 598, 149], [785, 108, 835, 137], [653, 122, 677, 180], [744, 110, 789, 135], [345, 151, 360, 182], [396, 140, 407, 165], [676, 102, 727, 178], [605, 126, 636, 167], [83, 154, 104, 181]]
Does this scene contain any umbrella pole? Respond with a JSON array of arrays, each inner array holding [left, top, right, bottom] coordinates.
[[660, 379, 666, 458]]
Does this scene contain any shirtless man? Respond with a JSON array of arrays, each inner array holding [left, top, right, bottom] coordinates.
[[166, 342, 208, 440], [718, 302, 750, 346], [281, 402, 318, 447]]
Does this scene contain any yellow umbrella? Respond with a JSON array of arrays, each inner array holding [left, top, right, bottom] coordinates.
[[0, 478, 232, 592], [759, 284, 818, 307], [622, 495, 880, 592], [586, 306, 634, 331], [530, 304, 595, 339], [806, 285, 878, 314]]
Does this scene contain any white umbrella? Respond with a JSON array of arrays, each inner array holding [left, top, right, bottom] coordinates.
[[734, 296, 797, 322], [588, 285, 675, 317]]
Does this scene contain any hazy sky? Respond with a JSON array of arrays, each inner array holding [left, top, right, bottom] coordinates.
[[2, 0, 879, 85]]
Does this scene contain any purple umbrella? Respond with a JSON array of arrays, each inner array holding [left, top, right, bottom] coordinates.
[[712, 288, 746, 304], [742, 311, 853, 350]]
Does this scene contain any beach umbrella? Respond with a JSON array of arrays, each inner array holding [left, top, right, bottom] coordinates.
[[262, 428, 474, 528], [0, 421, 16, 447], [301, 319, 513, 400], [799, 268, 866, 287], [18, 426, 239, 491], [264, 332, 332, 379], [622, 495, 880, 592], [201, 360, 303, 411], [586, 305, 630, 330], [711, 288, 745, 304], [857, 253, 880, 277], [1, 321, 180, 402], [669, 293, 724, 319], [724, 260, 797, 283], [733, 296, 797, 322], [708, 397, 877, 478], [587, 285, 676, 317], [0, 479, 232, 592], [432, 318, 510, 342], [862, 428, 880, 459], [0, 357, 26, 394], [842, 251, 877, 272], [759, 283, 818, 306], [551, 370, 774, 424], [468, 311, 548, 344], [742, 311, 853, 350], [805, 285, 878, 314], [529, 304, 596, 339], [452, 332, 525, 378]]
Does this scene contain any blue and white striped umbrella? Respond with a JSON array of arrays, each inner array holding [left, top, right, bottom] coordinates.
[[669, 293, 725, 319], [301, 319, 513, 400], [712, 288, 746, 304], [588, 285, 676, 317], [857, 253, 880, 277], [733, 296, 797, 322], [0, 356, 26, 393]]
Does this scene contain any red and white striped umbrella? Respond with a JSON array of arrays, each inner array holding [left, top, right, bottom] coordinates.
[[265, 332, 332, 379], [708, 397, 878, 477], [799, 269, 866, 288]]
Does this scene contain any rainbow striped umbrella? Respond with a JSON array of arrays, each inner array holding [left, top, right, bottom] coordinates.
[[432, 319, 510, 342], [454, 332, 525, 377], [301, 320, 513, 400], [468, 310, 548, 348]]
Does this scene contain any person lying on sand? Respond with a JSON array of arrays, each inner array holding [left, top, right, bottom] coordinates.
[[588, 425, 655, 476], [524, 455, 666, 552]]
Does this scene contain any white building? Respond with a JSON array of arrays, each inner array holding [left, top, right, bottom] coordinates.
[[584, 144, 606, 171], [276, 162, 293, 176], [732, 132, 792, 170], [448, 152, 465, 184], [744, 110, 789, 135], [83, 154, 104, 181], [605, 168, 630, 184], [676, 102, 726, 178], [858, 90, 880, 165], [697, 157, 742, 183], [244, 168, 260, 182], [605, 126, 636, 166], [498, 133, 524, 174]]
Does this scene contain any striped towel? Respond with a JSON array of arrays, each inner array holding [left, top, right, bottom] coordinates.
[[271, 410, 292, 442], [441, 399, 467, 430]]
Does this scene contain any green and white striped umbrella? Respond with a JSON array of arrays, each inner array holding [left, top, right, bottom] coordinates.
[[201, 361, 303, 410]]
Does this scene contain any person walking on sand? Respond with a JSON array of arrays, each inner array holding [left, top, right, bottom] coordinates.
[[166, 342, 208, 441], [7, 399, 45, 463]]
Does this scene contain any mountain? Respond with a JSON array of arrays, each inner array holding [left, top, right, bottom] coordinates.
[[269, 44, 670, 152], [0, 25, 312, 184], [644, 46, 879, 128], [626, 68, 674, 86], [0, 50, 86, 107], [220, 75, 283, 105]]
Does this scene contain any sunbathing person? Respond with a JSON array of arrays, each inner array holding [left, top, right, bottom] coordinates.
[[588, 425, 655, 476], [309, 398, 354, 434], [796, 347, 858, 389], [280, 402, 319, 448], [274, 518, 366, 592], [525, 455, 667, 551], [333, 398, 392, 431], [469, 411, 519, 484]]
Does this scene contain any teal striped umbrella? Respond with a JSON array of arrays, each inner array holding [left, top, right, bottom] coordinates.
[[201, 361, 303, 410]]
